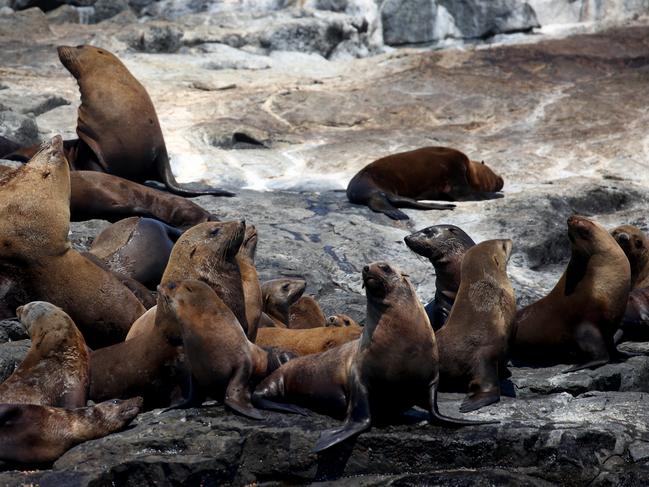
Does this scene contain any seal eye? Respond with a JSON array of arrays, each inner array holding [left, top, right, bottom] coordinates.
[[111, 399, 120, 405], [209, 228, 220, 237], [636, 239, 644, 249], [379, 264, 391, 273], [282, 283, 290, 291]]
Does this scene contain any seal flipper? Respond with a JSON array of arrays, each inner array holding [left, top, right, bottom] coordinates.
[[460, 355, 501, 413], [163, 375, 205, 412], [157, 152, 235, 198], [387, 194, 456, 211], [251, 396, 310, 416], [224, 365, 265, 420], [428, 380, 498, 426], [562, 322, 610, 373], [313, 367, 371, 453], [367, 193, 409, 220]]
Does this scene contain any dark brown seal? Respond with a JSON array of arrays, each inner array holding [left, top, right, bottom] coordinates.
[[513, 216, 631, 372], [0, 397, 142, 464], [347, 147, 503, 220], [255, 324, 362, 356], [437, 240, 516, 412], [253, 261, 495, 452], [288, 295, 327, 329], [405, 224, 476, 330], [261, 278, 306, 327], [90, 217, 183, 288], [0, 302, 89, 408], [56, 45, 234, 197], [0, 136, 146, 348]]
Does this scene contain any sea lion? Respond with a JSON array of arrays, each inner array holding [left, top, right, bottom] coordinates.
[[237, 224, 262, 342], [405, 224, 476, 330], [56, 45, 233, 197], [89, 217, 183, 288], [512, 216, 631, 372], [255, 324, 362, 356], [327, 314, 361, 327], [160, 280, 298, 418], [437, 240, 516, 412], [254, 262, 494, 452], [347, 147, 503, 220], [0, 136, 146, 348], [0, 397, 142, 464], [288, 295, 327, 329], [261, 278, 306, 328], [0, 302, 89, 408]]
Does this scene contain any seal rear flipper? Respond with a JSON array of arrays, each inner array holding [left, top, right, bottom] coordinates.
[[428, 381, 498, 426], [252, 396, 310, 416], [387, 194, 456, 211], [225, 366, 265, 420], [460, 360, 501, 413], [459, 390, 500, 413], [158, 154, 235, 198], [163, 376, 205, 412], [367, 193, 409, 220], [562, 322, 610, 373]]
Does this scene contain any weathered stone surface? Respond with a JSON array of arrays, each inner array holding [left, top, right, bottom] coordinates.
[[0, 340, 30, 383], [0, 111, 39, 146], [0, 320, 28, 343]]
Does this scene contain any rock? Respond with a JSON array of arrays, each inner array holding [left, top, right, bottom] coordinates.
[[93, 0, 129, 23], [0, 7, 52, 42], [0, 340, 30, 383], [0, 111, 39, 147], [0, 320, 28, 342], [46, 3, 80, 23], [20, 95, 70, 117], [124, 23, 184, 53], [528, 0, 649, 26], [197, 43, 272, 70]]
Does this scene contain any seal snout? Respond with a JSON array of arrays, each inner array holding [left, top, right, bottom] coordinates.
[[616, 232, 630, 244]]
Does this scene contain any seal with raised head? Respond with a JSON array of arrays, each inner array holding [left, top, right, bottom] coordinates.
[[160, 280, 299, 418], [255, 324, 362, 356], [237, 224, 262, 342], [513, 216, 631, 372], [253, 261, 495, 452], [327, 314, 361, 327], [437, 240, 517, 412], [56, 45, 234, 197], [347, 147, 503, 220], [89, 217, 183, 288], [0, 136, 146, 348], [260, 278, 306, 328], [405, 224, 476, 330], [0, 397, 142, 464], [0, 302, 89, 408], [288, 295, 327, 329]]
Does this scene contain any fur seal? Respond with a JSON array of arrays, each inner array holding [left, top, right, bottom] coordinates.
[[160, 280, 298, 418], [0, 397, 142, 464], [254, 262, 494, 452], [261, 278, 306, 328], [405, 224, 476, 330], [0, 136, 146, 348], [56, 45, 234, 197], [89, 217, 183, 288], [255, 324, 362, 356], [437, 240, 516, 412], [513, 216, 631, 372], [327, 314, 360, 327], [0, 302, 89, 408], [237, 225, 262, 342], [288, 295, 327, 329], [347, 147, 503, 220]]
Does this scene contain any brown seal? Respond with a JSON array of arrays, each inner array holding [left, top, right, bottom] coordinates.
[[56, 45, 234, 197], [255, 324, 362, 356], [347, 147, 503, 220], [288, 295, 327, 329], [253, 261, 495, 452], [261, 278, 306, 327], [404, 224, 476, 330], [0, 301, 89, 408], [326, 314, 361, 327], [512, 216, 631, 372], [437, 240, 517, 412], [0, 397, 142, 464], [159, 280, 300, 418], [0, 136, 146, 348], [237, 224, 262, 342], [89, 216, 183, 288]]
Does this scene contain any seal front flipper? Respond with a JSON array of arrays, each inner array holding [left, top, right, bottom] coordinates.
[[158, 154, 235, 198], [428, 381, 498, 426], [460, 356, 501, 413], [313, 367, 371, 453], [224, 365, 265, 420], [562, 321, 610, 373], [163, 376, 206, 413], [387, 194, 456, 211], [367, 193, 409, 220]]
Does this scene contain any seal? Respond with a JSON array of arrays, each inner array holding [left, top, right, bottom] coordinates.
[[0, 397, 142, 464], [405, 224, 476, 330], [253, 262, 495, 452], [326, 314, 361, 327], [89, 217, 183, 288], [0, 136, 146, 348], [347, 147, 503, 220], [56, 45, 234, 197], [255, 324, 362, 356], [437, 240, 516, 412], [0, 301, 89, 408], [288, 295, 327, 329], [512, 216, 632, 372], [237, 224, 262, 342], [261, 278, 306, 327], [160, 280, 300, 418]]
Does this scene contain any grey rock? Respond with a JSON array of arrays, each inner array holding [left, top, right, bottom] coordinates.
[[198, 43, 272, 70], [93, 0, 129, 22], [381, 0, 437, 45], [0, 111, 39, 147], [0, 7, 52, 42], [0, 320, 28, 342], [0, 340, 30, 383], [125, 23, 183, 53], [20, 95, 70, 117], [46, 4, 80, 23]]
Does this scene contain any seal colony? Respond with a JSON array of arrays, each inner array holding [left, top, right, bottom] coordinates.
[[0, 43, 646, 470]]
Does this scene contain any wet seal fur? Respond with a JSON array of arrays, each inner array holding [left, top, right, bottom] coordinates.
[[253, 261, 496, 452], [56, 45, 234, 197], [237, 225, 262, 342], [405, 224, 476, 330], [289, 295, 327, 329], [347, 146, 503, 220], [255, 324, 362, 356], [513, 216, 632, 372], [0, 397, 142, 464], [260, 278, 306, 328], [0, 302, 89, 408], [437, 240, 517, 412]]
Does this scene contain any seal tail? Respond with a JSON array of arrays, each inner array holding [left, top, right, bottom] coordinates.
[[157, 150, 235, 197]]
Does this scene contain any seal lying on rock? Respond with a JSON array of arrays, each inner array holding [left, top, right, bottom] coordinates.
[[327, 314, 361, 327], [513, 216, 631, 372], [347, 147, 503, 220], [0, 302, 89, 408], [260, 278, 306, 328], [255, 324, 362, 356], [253, 262, 496, 452], [437, 240, 517, 412], [405, 224, 476, 330], [0, 397, 142, 464]]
